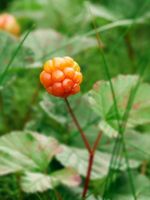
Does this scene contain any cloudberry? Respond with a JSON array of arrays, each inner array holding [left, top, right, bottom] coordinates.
[[40, 57, 83, 98], [0, 13, 20, 36]]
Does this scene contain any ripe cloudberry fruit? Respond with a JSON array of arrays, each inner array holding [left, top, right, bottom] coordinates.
[[40, 57, 83, 98], [0, 13, 20, 36]]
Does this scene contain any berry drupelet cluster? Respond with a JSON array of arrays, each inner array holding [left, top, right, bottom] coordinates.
[[40, 57, 83, 98]]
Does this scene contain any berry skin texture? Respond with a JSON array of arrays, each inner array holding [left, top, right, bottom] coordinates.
[[40, 57, 83, 98], [0, 13, 20, 36]]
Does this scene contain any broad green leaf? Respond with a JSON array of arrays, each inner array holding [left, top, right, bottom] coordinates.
[[51, 167, 81, 188], [87, 75, 150, 137], [128, 82, 150, 126], [40, 94, 67, 127], [39, 94, 100, 146], [56, 145, 139, 180], [21, 172, 53, 193], [0, 131, 81, 193], [88, 75, 138, 118], [39, 93, 68, 138], [125, 131, 150, 160], [98, 120, 118, 138], [65, 95, 100, 148], [0, 131, 60, 175], [23, 29, 65, 59], [111, 173, 150, 200], [21, 168, 81, 193], [24, 29, 97, 60], [68, 35, 98, 56]]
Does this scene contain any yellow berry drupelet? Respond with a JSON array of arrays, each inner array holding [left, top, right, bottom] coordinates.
[[40, 57, 83, 98]]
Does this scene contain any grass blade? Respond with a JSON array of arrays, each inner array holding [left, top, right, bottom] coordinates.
[[0, 25, 34, 85]]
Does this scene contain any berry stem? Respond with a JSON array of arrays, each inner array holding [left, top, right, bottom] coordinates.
[[82, 152, 94, 199], [64, 98, 92, 153], [92, 131, 102, 152], [82, 131, 102, 199], [64, 98, 103, 199]]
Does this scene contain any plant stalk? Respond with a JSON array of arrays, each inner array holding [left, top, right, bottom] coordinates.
[[82, 132, 102, 199], [82, 152, 94, 199], [64, 98, 92, 153], [64, 98, 102, 199]]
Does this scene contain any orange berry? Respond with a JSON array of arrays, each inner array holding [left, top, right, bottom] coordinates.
[[40, 56, 83, 98], [63, 67, 75, 79], [40, 71, 52, 88], [64, 57, 74, 67], [52, 70, 65, 82], [44, 60, 55, 73], [73, 62, 80, 72], [46, 86, 53, 95], [65, 56, 74, 62], [73, 72, 83, 84], [0, 17, 5, 28], [62, 79, 74, 93], [52, 83, 64, 97], [71, 84, 80, 95], [0, 13, 20, 36], [53, 57, 63, 69]]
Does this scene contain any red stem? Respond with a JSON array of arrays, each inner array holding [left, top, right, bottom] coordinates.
[[92, 131, 102, 152], [64, 98, 92, 153], [82, 132, 102, 199], [64, 98, 102, 199], [82, 153, 94, 199]]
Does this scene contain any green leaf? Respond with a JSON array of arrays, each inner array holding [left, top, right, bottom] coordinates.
[[125, 131, 150, 160], [23, 29, 66, 60], [21, 172, 53, 193], [24, 28, 98, 60], [51, 167, 81, 188], [21, 168, 81, 193], [98, 120, 118, 138], [56, 145, 139, 180], [111, 173, 150, 200], [0, 131, 81, 193], [128, 82, 150, 126], [0, 131, 60, 175], [40, 94, 67, 127], [87, 75, 150, 137]]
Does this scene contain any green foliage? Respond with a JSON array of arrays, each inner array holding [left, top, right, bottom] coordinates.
[[0, 131, 81, 193], [0, 0, 150, 199], [88, 75, 150, 136], [111, 173, 150, 200], [0, 32, 34, 76], [56, 145, 139, 180]]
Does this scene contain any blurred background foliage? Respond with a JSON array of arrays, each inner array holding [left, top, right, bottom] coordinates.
[[0, 0, 150, 199]]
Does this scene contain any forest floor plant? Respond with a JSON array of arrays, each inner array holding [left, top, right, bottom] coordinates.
[[0, 1, 149, 199], [40, 56, 103, 199]]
